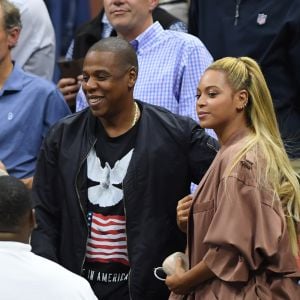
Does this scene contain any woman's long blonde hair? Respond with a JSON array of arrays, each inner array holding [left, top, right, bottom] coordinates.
[[207, 57, 300, 256]]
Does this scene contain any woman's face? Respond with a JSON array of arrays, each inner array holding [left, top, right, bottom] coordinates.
[[196, 69, 247, 139]]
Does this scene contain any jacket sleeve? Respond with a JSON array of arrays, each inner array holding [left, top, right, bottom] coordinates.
[[31, 124, 62, 262], [188, 122, 218, 184]]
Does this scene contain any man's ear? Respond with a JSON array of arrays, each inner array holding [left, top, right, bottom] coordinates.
[[128, 66, 137, 88], [149, 0, 159, 11], [7, 27, 21, 49]]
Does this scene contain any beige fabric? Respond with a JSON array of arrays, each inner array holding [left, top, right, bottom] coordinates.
[[0, 169, 8, 176], [290, 158, 300, 175], [170, 129, 300, 299]]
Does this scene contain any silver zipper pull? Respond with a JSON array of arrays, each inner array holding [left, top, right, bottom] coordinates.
[[234, 0, 241, 26]]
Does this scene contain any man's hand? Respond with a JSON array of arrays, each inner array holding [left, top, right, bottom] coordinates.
[[177, 195, 193, 232], [57, 77, 81, 106], [20, 177, 33, 189]]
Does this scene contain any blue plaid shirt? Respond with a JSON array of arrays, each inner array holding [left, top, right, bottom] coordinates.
[[76, 22, 214, 135]]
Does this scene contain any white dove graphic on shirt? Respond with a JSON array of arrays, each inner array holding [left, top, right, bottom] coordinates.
[[87, 148, 133, 207]]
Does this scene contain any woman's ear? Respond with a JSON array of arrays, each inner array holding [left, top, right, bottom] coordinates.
[[236, 89, 249, 111]]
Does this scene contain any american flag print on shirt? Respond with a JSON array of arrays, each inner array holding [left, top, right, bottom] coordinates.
[[86, 212, 129, 266]]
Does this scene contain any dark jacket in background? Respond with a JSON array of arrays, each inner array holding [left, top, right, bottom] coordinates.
[[189, 0, 300, 158], [31, 101, 217, 300], [73, 7, 183, 59]]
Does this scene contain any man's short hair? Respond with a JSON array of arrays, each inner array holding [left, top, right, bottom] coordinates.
[[88, 37, 138, 74], [0, 0, 22, 31], [0, 176, 31, 231]]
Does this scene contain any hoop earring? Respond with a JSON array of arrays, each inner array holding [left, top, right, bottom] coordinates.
[[237, 102, 247, 111]]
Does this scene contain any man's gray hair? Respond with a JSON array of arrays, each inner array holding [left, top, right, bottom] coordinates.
[[0, 0, 22, 31]]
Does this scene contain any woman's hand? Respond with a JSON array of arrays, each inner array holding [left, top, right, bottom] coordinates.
[[165, 257, 191, 295], [177, 195, 193, 232]]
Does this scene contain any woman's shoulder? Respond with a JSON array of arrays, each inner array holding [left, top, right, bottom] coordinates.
[[219, 143, 264, 187]]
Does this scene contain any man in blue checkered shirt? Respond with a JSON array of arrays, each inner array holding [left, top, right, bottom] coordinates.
[[67, 0, 214, 136]]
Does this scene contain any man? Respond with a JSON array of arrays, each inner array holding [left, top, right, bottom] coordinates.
[[10, 0, 56, 81], [189, 0, 300, 170], [59, 0, 188, 110], [68, 0, 212, 131], [31, 37, 218, 300], [0, 176, 97, 300], [75, 0, 213, 135], [0, 0, 70, 188]]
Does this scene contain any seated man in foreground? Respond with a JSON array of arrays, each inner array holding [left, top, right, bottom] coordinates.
[[0, 175, 97, 299]]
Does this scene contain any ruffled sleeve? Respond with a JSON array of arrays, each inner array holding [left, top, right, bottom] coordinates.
[[202, 176, 285, 282]]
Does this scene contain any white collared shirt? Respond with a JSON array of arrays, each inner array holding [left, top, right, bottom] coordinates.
[[0, 241, 97, 300]]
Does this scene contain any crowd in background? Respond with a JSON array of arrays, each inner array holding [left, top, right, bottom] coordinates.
[[0, 0, 299, 299]]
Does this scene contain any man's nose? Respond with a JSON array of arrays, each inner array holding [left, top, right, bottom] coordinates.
[[84, 77, 97, 90]]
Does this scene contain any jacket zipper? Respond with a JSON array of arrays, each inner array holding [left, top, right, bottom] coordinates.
[[234, 0, 241, 26], [207, 141, 218, 153], [75, 139, 97, 274], [123, 180, 133, 300]]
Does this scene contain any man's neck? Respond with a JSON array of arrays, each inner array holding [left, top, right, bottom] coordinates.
[[117, 19, 154, 41], [0, 57, 13, 90], [0, 232, 29, 244], [98, 101, 140, 138]]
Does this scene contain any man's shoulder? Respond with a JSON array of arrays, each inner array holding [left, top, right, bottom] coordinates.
[[50, 108, 89, 130], [155, 27, 210, 56], [14, 66, 57, 91], [140, 101, 198, 127], [162, 29, 205, 46], [29, 252, 96, 298]]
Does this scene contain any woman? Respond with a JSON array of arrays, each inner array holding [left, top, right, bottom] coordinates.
[[166, 57, 300, 299]]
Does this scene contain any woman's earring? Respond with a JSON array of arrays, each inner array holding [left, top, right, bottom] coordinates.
[[237, 102, 247, 111]]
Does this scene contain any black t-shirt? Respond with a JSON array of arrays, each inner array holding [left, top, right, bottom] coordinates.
[[83, 120, 139, 300]]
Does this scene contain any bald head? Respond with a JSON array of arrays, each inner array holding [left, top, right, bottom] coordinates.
[[87, 37, 138, 75]]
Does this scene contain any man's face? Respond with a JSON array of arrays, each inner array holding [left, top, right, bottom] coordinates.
[[0, 7, 20, 63], [104, 0, 157, 39], [0, 9, 12, 61], [82, 50, 136, 120]]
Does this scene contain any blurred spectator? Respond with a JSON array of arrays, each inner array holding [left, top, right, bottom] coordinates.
[[58, 1, 187, 110], [0, 176, 97, 300], [73, 0, 214, 137], [44, 0, 91, 82], [44, 0, 90, 57], [189, 0, 300, 169], [0, 0, 70, 189], [10, 0, 55, 81]]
